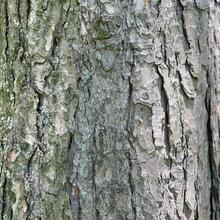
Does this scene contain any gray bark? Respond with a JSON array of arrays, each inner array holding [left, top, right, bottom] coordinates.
[[0, 0, 220, 219]]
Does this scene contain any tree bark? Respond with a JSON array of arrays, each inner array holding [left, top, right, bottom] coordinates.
[[0, 0, 220, 219]]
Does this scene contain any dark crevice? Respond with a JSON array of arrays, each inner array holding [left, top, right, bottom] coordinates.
[[151, 123, 156, 148], [44, 16, 63, 89], [42, 0, 50, 13], [179, 108, 185, 158], [120, 10, 137, 214], [183, 131, 192, 219], [67, 175, 81, 220], [161, 30, 168, 65], [125, 62, 137, 220], [0, 161, 4, 180], [96, 209, 100, 220], [156, 0, 162, 7], [125, 41, 137, 219], [159, 30, 171, 77], [36, 93, 44, 153], [27, 64, 46, 154], [73, 101, 80, 125], [154, 65, 171, 166], [4, 0, 9, 61], [176, 0, 191, 50], [155, 0, 162, 17], [16, 0, 26, 61], [10, 207, 13, 220], [197, 37, 202, 54], [26, 0, 31, 23], [125, 46, 136, 145], [62, 0, 71, 30], [176, 70, 193, 99], [25, 147, 37, 220], [175, 51, 179, 66], [66, 134, 81, 220], [43, 191, 57, 197], [205, 88, 214, 220], [1, 138, 4, 150], [1, 176, 7, 220], [92, 129, 100, 220], [127, 76, 133, 130], [11, 69, 16, 106], [126, 151, 137, 220], [48, 26, 61, 80], [26, 199, 33, 220], [50, 34, 60, 71], [194, 179, 199, 220], [205, 71, 220, 219], [26, 147, 37, 177], [185, 59, 198, 80]]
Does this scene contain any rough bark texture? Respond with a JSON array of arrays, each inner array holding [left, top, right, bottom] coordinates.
[[0, 0, 220, 219]]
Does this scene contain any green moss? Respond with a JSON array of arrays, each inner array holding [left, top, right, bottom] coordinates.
[[92, 18, 112, 40], [51, 71, 60, 85]]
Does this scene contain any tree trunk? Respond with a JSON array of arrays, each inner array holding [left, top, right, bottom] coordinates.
[[0, 0, 220, 219]]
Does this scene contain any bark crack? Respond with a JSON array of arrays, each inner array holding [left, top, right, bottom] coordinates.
[[62, 0, 71, 31], [4, 0, 9, 61], [176, 0, 190, 50], [126, 150, 137, 220], [26, 147, 37, 179], [42, 0, 50, 13], [36, 92, 44, 153], [126, 53, 137, 220], [1, 176, 7, 220], [176, 70, 192, 99], [124, 27, 137, 218], [16, 0, 26, 61], [194, 179, 199, 220], [66, 133, 81, 220], [26, 0, 31, 25], [25, 146, 37, 220], [154, 64, 171, 167], [205, 70, 220, 219], [92, 128, 100, 220]]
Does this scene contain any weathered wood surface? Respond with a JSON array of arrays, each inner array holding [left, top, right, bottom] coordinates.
[[0, 0, 220, 219]]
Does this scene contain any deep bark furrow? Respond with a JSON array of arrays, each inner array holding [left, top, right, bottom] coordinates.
[[25, 147, 38, 220], [205, 90, 215, 220], [155, 64, 171, 160], [1, 177, 7, 220], [125, 12, 137, 219], [62, 0, 71, 31], [205, 75, 220, 219], [126, 151, 137, 220], [67, 133, 81, 220], [26, 147, 37, 180], [36, 93, 44, 152], [26, 0, 31, 24], [176, 0, 191, 50], [179, 108, 188, 217], [4, 0, 9, 61], [16, 0, 26, 61]]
